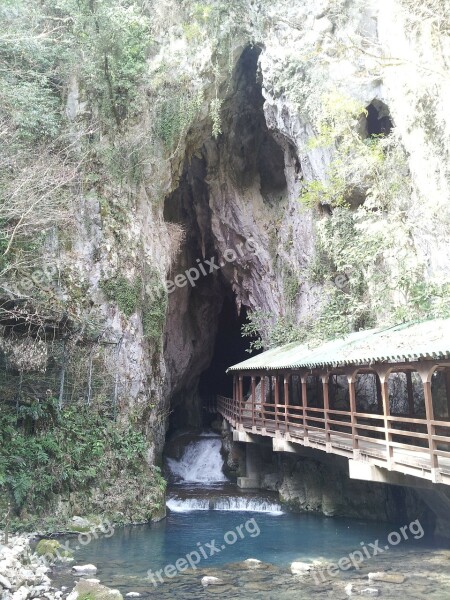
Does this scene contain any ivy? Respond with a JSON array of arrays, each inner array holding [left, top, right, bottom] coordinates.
[[0, 397, 151, 515], [100, 276, 142, 317]]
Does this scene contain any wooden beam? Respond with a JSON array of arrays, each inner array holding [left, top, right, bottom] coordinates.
[[301, 377, 308, 440], [406, 371, 414, 416], [423, 380, 439, 472], [238, 376, 243, 423], [348, 378, 358, 451], [274, 375, 280, 430], [322, 374, 331, 449], [445, 369, 450, 419], [251, 375, 256, 429], [380, 379, 394, 469], [284, 374, 290, 434], [260, 375, 266, 429]]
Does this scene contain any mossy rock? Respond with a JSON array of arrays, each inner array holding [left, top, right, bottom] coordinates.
[[71, 580, 123, 600], [35, 539, 61, 557], [35, 539, 73, 559]]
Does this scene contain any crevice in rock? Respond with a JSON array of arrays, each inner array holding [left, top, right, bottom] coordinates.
[[220, 45, 288, 203], [363, 100, 393, 137]]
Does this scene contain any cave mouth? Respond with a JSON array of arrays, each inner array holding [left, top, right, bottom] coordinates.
[[198, 294, 253, 422], [163, 44, 276, 437], [365, 100, 393, 137]]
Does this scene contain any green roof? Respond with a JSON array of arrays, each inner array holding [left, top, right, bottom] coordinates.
[[227, 318, 450, 372]]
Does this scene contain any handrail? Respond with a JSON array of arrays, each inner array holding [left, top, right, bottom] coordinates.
[[216, 387, 450, 480]]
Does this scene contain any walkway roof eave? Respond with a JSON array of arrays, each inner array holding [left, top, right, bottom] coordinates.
[[226, 318, 450, 374]]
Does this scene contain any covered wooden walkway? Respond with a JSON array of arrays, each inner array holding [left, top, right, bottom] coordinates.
[[217, 318, 450, 485]]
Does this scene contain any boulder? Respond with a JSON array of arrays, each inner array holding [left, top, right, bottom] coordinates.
[[243, 559, 262, 568], [290, 561, 312, 575], [11, 587, 29, 600], [72, 565, 98, 575], [201, 576, 224, 587], [0, 576, 12, 590], [69, 517, 92, 533], [67, 580, 122, 600], [345, 583, 354, 596], [368, 572, 406, 584], [125, 594, 140, 597]]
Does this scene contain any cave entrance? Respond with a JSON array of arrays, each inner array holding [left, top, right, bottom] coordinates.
[[199, 294, 252, 414], [365, 101, 393, 137], [163, 44, 278, 436]]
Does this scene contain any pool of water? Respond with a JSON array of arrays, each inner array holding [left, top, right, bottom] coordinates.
[[50, 433, 450, 598], [53, 509, 441, 593]]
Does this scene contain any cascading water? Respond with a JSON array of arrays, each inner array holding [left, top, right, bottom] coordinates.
[[165, 431, 284, 514], [166, 495, 283, 514], [166, 434, 228, 484]]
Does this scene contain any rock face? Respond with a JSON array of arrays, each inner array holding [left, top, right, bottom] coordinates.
[[1, 0, 449, 526]]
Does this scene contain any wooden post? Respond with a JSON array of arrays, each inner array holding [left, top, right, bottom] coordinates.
[[239, 375, 243, 423], [445, 369, 450, 418], [301, 376, 308, 442], [415, 364, 439, 480], [260, 374, 266, 429], [375, 374, 383, 414], [423, 379, 439, 474], [284, 374, 290, 434], [322, 374, 331, 450], [348, 375, 358, 452], [251, 375, 256, 428], [274, 375, 280, 430], [378, 370, 394, 469], [406, 371, 415, 416]]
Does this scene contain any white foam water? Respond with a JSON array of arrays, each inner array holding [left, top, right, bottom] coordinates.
[[166, 436, 228, 483], [166, 496, 284, 515]]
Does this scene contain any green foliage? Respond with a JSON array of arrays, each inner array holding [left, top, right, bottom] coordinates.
[[0, 397, 150, 514], [210, 98, 223, 138], [0, 1, 65, 144], [283, 266, 300, 306], [142, 271, 168, 347], [154, 89, 204, 150], [65, 0, 152, 125], [100, 276, 142, 317], [242, 309, 305, 352]]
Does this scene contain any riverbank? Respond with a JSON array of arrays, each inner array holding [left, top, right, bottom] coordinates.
[[0, 533, 124, 600]]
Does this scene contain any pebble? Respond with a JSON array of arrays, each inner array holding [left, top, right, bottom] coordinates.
[[71, 565, 98, 575], [361, 588, 380, 597], [290, 561, 312, 575], [368, 571, 406, 584], [345, 582, 354, 596], [201, 576, 224, 587]]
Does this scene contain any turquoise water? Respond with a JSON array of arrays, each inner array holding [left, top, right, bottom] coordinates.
[[55, 510, 438, 589], [50, 432, 450, 598]]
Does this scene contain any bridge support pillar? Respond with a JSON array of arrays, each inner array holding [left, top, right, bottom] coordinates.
[[237, 444, 261, 489]]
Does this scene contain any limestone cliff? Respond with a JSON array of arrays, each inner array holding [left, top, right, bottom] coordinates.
[[0, 0, 449, 525]]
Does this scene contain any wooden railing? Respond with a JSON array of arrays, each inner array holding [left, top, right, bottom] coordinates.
[[216, 394, 450, 481]]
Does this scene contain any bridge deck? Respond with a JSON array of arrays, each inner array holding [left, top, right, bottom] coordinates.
[[216, 395, 450, 485]]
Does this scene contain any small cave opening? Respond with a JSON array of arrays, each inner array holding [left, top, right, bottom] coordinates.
[[224, 45, 288, 202], [364, 100, 393, 137]]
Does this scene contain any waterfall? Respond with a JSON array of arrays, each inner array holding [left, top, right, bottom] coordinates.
[[166, 435, 228, 484], [167, 495, 284, 515]]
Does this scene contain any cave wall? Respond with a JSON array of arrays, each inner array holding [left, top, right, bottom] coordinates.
[[2, 0, 449, 527]]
